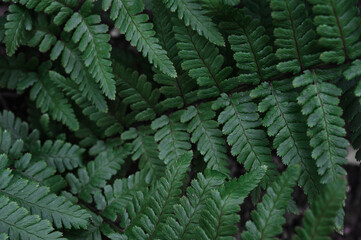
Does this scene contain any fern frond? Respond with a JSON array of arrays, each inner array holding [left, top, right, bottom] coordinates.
[[64, 9, 115, 99], [196, 166, 267, 239], [251, 80, 321, 200], [122, 127, 165, 179], [66, 148, 127, 203], [0, 129, 24, 161], [0, 196, 63, 239], [152, 111, 192, 165], [4, 4, 32, 56], [30, 62, 79, 131], [295, 178, 346, 240], [114, 64, 161, 121], [229, 15, 278, 84], [125, 152, 191, 239], [241, 165, 300, 239], [30, 139, 84, 173], [161, 170, 225, 239], [293, 70, 348, 183], [308, 0, 361, 63], [213, 92, 277, 183], [99, 170, 152, 221], [339, 78, 361, 161], [243, 0, 274, 37], [14, 153, 67, 193], [0, 168, 90, 229], [153, 0, 198, 111], [162, 0, 224, 46], [270, 0, 319, 73], [343, 60, 361, 104], [0, 53, 38, 91], [102, 0, 176, 77], [181, 103, 230, 177], [173, 20, 236, 99]]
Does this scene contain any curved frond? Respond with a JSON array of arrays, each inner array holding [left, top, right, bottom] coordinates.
[[293, 70, 348, 183], [161, 170, 225, 239], [308, 0, 361, 63], [64, 10, 115, 99], [213, 92, 277, 183], [0, 168, 90, 229], [295, 178, 346, 240], [0, 196, 63, 239], [251, 80, 321, 201], [196, 166, 267, 240], [125, 152, 191, 239], [229, 15, 278, 84], [241, 165, 300, 240], [102, 0, 176, 77], [173, 19, 236, 99], [4, 5, 32, 56], [162, 0, 224, 46], [270, 0, 319, 73], [30, 140, 84, 173], [181, 103, 230, 177], [66, 148, 127, 203], [152, 111, 192, 165], [122, 127, 165, 179]]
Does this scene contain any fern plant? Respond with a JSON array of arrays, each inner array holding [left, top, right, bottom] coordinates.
[[0, 0, 359, 238]]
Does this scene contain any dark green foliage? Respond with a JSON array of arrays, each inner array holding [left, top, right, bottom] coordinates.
[[0, 0, 358, 238], [271, 0, 319, 73], [293, 70, 348, 183], [308, 0, 361, 63]]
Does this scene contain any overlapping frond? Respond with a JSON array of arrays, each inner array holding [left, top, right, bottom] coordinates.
[[161, 170, 225, 239], [0, 196, 63, 239], [102, 0, 176, 77], [241, 165, 300, 239], [0, 54, 38, 92], [66, 148, 127, 203], [98, 170, 152, 221], [114, 64, 161, 121], [64, 6, 115, 99], [251, 80, 321, 200], [0, 167, 90, 229], [293, 70, 348, 183], [124, 152, 191, 239], [161, 0, 224, 46], [152, 111, 191, 165], [308, 0, 361, 63], [295, 178, 346, 240], [229, 15, 278, 84], [14, 153, 67, 193], [181, 103, 230, 176], [213, 92, 277, 183], [30, 62, 79, 131], [122, 127, 165, 179], [339, 78, 361, 161], [30, 139, 84, 173], [196, 166, 267, 240], [173, 19, 236, 98], [153, 0, 198, 111], [270, 0, 319, 73], [4, 5, 32, 56]]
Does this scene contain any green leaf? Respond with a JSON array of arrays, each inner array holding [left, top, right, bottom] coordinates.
[[293, 70, 348, 183], [162, 0, 224, 46], [294, 178, 346, 240], [270, 0, 319, 73], [308, 0, 361, 63], [241, 165, 300, 239], [5, 5, 32, 56], [104, 0, 176, 77], [0, 196, 63, 239]]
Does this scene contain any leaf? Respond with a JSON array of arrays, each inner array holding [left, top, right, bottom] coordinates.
[[0, 196, 63, 239], [103, 0, 176, 77]]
